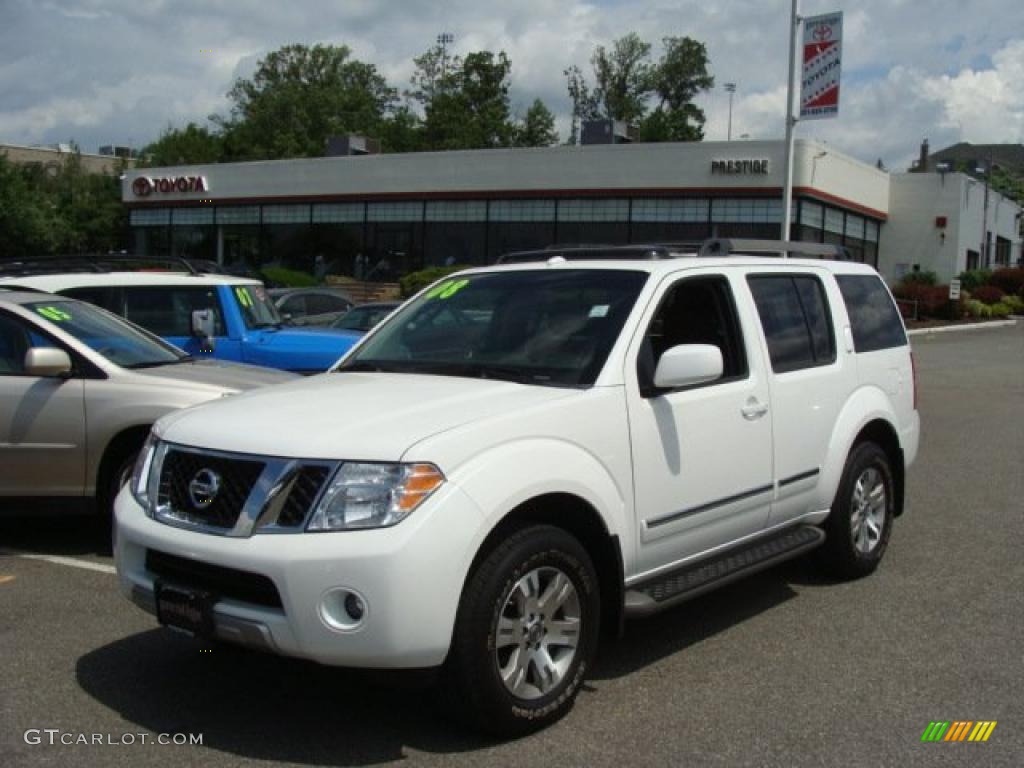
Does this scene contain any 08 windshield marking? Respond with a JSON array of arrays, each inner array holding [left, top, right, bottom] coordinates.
[[339, 270, 647, 388]]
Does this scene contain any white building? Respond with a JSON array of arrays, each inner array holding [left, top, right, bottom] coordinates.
[[879, 172, 1022, 284], [119, 139, 1020, 283]]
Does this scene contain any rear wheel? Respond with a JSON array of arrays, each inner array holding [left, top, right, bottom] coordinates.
[[444, 525, 600, 736], [820, 442, 894, 579]]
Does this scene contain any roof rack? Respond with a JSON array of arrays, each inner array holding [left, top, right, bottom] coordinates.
[[0, 253, 205, 278], [698, 238, 850, 260], [498, 244, 677, 264]]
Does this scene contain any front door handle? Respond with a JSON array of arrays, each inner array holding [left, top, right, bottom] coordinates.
[[741, 398, 769, 420]]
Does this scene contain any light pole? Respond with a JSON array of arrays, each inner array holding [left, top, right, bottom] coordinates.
[[724, 82, 736, 141], [437, 32, 454, 80]]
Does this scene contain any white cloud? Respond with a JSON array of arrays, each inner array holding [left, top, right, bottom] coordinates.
[[0, 0, 1021, 166]]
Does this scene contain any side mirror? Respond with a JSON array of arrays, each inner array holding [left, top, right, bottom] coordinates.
[[190, 309, 216, 352], [24, 348, 73, 378], [653, 344, 723, 390]]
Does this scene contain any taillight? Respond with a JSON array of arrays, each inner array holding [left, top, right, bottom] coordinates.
[[910, 350, 918, 410]]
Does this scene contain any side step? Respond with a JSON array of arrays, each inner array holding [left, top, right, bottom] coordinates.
[[624, 525, 825, 618]]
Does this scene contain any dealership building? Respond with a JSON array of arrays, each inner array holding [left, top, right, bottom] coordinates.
[[121, 138, 1022, 284]]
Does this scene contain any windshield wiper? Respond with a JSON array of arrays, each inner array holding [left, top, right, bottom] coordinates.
[[124, 355, 194, 369]]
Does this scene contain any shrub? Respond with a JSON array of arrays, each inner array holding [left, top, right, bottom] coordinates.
[[971, 285, 1005, 305], [956, 269, 992, 292], [399, 265, 469, 298], [1001, 294, 1024, 314], [989, 302, 1011, 318], [899, 269, 938, 287], [965, 299, 988, 318], [893, 283, 963, 319], [260, 266, 317, 287], [988, 268, 1024, 296]]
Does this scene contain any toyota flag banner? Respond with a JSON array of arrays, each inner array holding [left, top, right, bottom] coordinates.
[[800, 12, 843, 120]]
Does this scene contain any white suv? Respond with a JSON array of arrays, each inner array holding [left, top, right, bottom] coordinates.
[[115, 243, 919, 735]]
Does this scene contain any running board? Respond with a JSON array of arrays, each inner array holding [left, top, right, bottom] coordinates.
[[624, 525, 825, 618]]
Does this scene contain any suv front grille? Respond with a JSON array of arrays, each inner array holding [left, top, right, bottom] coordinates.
[[158, 449, 265, 530], [277, 466, 331, 528]]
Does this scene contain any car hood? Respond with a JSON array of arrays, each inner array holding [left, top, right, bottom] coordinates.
[[156, 372, 575, 461], [245, 326, 363, 371], [132, 359, 297, 392]]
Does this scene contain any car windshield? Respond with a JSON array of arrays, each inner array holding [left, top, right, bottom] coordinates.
[[232, 284, 283, 329], [27, 300, 187, 368], [338, 269, 648, 388], [332, 305, 397, 332]]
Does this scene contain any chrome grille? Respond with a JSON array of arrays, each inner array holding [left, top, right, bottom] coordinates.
[[158, 449, 264, 530], [276, 466, 331, 528]]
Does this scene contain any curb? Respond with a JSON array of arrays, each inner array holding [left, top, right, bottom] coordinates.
[[907, 318, 1018, 336]]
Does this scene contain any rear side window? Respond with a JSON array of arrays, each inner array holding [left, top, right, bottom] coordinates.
[[747, 275, 836, 373], [122, 286, 225, 337], [836, 275, 907, 352]]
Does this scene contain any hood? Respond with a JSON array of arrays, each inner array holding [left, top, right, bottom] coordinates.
[[156, 372, 575, 461], [132, 359, 297, 392], [245, 326, 363, 371]]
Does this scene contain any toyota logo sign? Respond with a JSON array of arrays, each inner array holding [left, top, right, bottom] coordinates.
[[188, 468, 222, 509], [130, 175, 208, 197]]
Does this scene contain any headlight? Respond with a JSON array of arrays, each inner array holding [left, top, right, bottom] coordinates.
[[307, 462, 444, 531], [130, 433, 159, 509]]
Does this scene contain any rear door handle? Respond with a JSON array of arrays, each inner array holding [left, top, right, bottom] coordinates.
[[741, 399, 769, 420]]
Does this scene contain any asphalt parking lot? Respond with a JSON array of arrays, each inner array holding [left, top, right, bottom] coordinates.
[[1, 323, 1022, 768]]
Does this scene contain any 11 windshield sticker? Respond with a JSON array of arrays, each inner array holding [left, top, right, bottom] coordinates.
[[426, 279, 469, 300], [35, 306, 72, 322]]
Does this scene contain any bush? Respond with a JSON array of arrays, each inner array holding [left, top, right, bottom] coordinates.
[[893, 283, 962, 319], [989, 302, 1012, 318], [399, 265, 469, 298], [971, 285, 1005, 305], [1001, 294, 1024, 314], [965, 299, 989, 318], [899, 269, 938, 286], [956, 269, 992, 292], [260, 266, 317, 287], [988, 268, 1024, 296]]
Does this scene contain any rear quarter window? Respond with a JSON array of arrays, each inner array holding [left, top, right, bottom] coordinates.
[[836, 275, 907, 352]]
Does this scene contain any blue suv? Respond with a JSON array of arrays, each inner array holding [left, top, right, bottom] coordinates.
[[0, 273, 364, 373]]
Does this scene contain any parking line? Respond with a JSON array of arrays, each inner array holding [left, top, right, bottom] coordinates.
[[0, 549, 116, 575]]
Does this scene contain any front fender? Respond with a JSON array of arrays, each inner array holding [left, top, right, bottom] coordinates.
[[448, 437, 632, 573], [816, 385, 900, 511]]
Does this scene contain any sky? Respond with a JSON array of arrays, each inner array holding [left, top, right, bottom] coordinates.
[[1, 0, 1022, 171]]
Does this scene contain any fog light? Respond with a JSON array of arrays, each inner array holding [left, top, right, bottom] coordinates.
[[318, 588, 368, 632]]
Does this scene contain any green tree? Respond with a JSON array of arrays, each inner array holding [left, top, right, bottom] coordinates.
[[642, 36, 713, 141], [590, 33, 653, 123], [216, 43, 397, 160], [408, 42, 462, 110], [423, 51, 515, 150], [514, 99, 559, 147], [565, 33, 714, 143], [141, 122, 223, 167], [0, 155, 65, 256]]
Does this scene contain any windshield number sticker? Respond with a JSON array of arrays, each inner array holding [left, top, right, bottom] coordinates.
[[35, 306, 72, 322], [234, 287, 254, 308], [426, 279, 469, 300]]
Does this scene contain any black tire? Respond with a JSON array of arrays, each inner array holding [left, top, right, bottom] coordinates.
[[820, 441, 895, 579], [444, 525, 601, 737]]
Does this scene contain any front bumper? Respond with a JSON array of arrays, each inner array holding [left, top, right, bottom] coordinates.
[[114, 482, 483, 668]]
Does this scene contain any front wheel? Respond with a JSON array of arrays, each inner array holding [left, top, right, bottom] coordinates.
[[444, 525, 601, 737], [820, 442, 895, 579]]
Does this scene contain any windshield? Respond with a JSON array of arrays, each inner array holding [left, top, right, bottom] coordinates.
[[332, 305, 397, 332], [233, 284, 283, 329], [339, 269, 648, 387], [28, 300, 187, 368]]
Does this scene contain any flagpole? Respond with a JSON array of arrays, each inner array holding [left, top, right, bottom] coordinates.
[[781, 0, 801, 245]]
